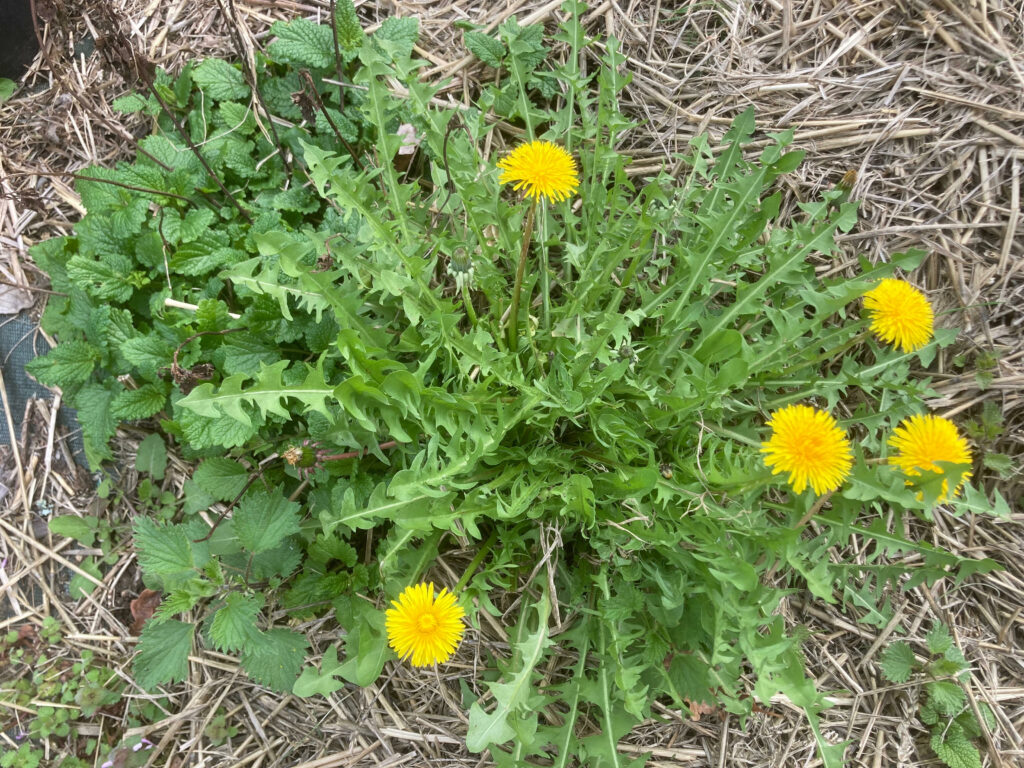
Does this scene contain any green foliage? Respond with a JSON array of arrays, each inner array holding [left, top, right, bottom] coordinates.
[[881, 622, 994, 768], [30, 3, 1007, 767]]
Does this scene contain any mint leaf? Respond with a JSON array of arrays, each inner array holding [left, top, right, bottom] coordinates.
[[240, 627, 308, 692], [134, 619, 195, 690], [193, 457, 250, 501], [25, 341, 100, 387], [192, 59, 250, 101], [268, 19, 334, 68], [464, 31, 505, 68], [233, 488, 301, 553], [879, 641, 914, 683], [209, 592, 264, 652], [135, 433, 167, 480]]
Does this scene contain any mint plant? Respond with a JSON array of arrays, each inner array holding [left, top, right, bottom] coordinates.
[[25, 1, 1009, 766], [881, 624, 995, 768]]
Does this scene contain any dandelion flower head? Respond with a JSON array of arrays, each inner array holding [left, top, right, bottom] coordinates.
[[385, 582, 465, 667], [863, 278, 934, 353], [888, 413, 972, 502], [497, 140, 579, 203], [761, 404, 853, 495]]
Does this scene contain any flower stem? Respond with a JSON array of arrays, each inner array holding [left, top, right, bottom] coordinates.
[[461, 282, 478, 328], [508, 200, 537, 351], [455, 529, 498, 593]]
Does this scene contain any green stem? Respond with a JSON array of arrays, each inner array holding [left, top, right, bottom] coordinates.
[[508, 200, 537, 351], [455, 529, 498, 593], [461, 282, 478, 328], [539, 202, 551, 335]]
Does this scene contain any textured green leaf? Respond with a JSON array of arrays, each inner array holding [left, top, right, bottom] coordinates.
[[333, 0, 365, 50], [133, 517, 197, 580], [879, 642, 915, 683], [25, 341, 100, 387], [268, 18, 334, 68], [111, 384, 169, 421], [133, 619, 195, 690], [233, 488, 301, 553], [927, 680, 967, 716], [120, 335, 174, 377], [374, 16, 418, 60], [337, 601, 391, 687], [209, 592, 264, 652], [464, 31, 505, 67], [192, 59, 250, 101], [75, 383, 118, 466], [193, 457, 250, 501], [239, 627, 309, 692], [931, 722, 981, 768], [926, 624, 954, 656]]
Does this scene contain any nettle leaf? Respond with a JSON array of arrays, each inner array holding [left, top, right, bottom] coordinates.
[[133, 619, 195, 690], [879, 642, 915, 683], [192, 59, 250, 101], [927, 680, 966, 717], [134, 517, 201, 584], [25, 340, 100, 387], [111, 383, 169, 421], [930, 721, 981, 768], [67, 253, 137, 302], [334, 0, 365, 50], [233, 487, 301, 553], [268, 18, 334, 68], [49, 515, 99, 546], [374, 16, 419, 60], [75, 382, 118, 466], [240, 627, 309, 693], [464, 30, 505, 68], [209, 592, 264, 652], [926, 623, 954, 655], [193, 457, 249, 501], [121, 335, 174, 378]]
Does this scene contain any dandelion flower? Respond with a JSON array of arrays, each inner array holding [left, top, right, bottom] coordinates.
[[888, 413, 972, 501], [385, 582, 465, 667], [497, 140, 579, 203], [761, 404, 853, 495], [863, 279, 934, 352]]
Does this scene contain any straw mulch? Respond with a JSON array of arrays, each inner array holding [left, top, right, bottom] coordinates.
[[1, 0, 1022, 766]]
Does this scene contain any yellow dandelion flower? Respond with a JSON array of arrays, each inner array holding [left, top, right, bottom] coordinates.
[[862, 278, 934, 353], [888, 413, 972, 502], [761, 404, 853, 495], [497, 140, 579, 203], [385, 582, 465, 667]]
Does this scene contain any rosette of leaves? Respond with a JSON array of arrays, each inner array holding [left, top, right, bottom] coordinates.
[[28, 1, 1008, 767]]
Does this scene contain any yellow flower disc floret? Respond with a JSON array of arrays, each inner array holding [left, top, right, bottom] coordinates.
[[497, 140, 579, 203], [385, 582, 465, 667], [888, 413, 972, 502], [862, 278, 934, 352], [761, 404, 853, 496]]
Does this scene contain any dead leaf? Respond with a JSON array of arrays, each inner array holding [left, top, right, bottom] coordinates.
[[129, 589, 161, 634], [15, 623, 38, 649], [0, 284, 34, 315]]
